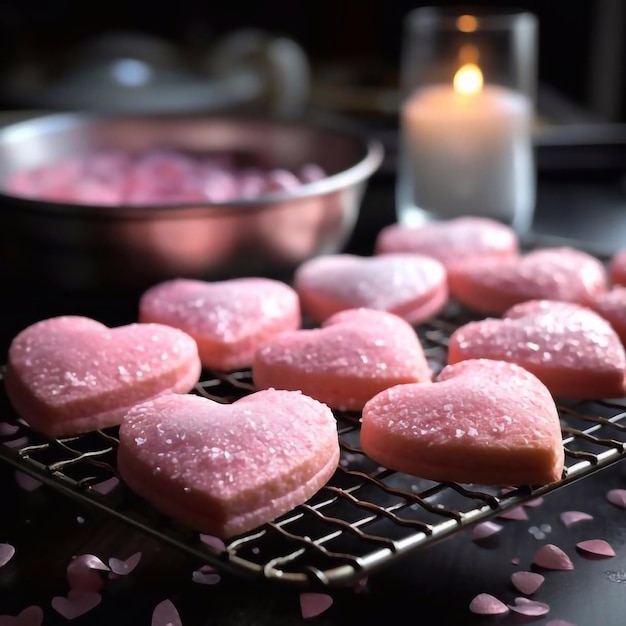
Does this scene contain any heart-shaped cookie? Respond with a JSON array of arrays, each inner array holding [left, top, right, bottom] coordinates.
[[610, 249, 626, 287], [448, 300, 626, 399], [253, 308, 432, 410], [447, 247, 607, 314], [294, 253, 447, 324], [375, 217, 519, 269], [591, 287, 626, 347], [361, 359, 564, 486], [139, 277, 300, 371], [5, 316, 201, 436], [117, 390, 339, 538]]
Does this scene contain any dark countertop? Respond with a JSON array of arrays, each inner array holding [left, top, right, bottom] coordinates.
[[2, 139, 626, 625]]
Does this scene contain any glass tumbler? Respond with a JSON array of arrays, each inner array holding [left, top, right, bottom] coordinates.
[[396, 7, 538, 233]]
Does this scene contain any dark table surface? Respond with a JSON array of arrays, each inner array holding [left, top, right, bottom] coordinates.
[[2, 134, 626, 625]]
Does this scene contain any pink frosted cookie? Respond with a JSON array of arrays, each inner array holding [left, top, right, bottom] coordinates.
[[5, 316, 201, 436], [139, 277, 300, 371], [294, 253, 447, 324], [590, 287, 626, 347], [610, 250, 626, 286], [447, 247, 607, 314], [117, 390, 339, 538], [253, 308, 432, 410], [375, 217, 519, 269], [361, 359, 564, 486], [448, 300, 626, 399]]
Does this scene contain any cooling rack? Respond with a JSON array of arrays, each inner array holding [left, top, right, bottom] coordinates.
[[1, 303, 626, 589]]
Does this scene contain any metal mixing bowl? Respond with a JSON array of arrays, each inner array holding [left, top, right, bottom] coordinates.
[[0, 113, 383, 293]]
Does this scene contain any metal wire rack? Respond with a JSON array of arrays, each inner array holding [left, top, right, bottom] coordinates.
[[1, 303, 626, 588]]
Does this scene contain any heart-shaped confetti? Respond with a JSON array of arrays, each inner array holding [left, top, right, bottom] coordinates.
[[449, 300, 626, 399], [67, 554, 110, 592], [361, 359, 564, 486], [199, 535, 226, 552], [139, 277, 301, 371], [375, 217, 519, 270], [447, 246, 607, 314], [300, 593, 334, 619], [118, 390, 340, 538], [533, 544, 574, 570], [0, 606, 43, 626], [253, 308, 432, 411], [576, 539, 615, 558], [151, 599, 182, 626], [14, 472, 42, 492], [294, 253, 448, 324], [0, 544, 15, 568], [192, 565, 221, 585], [560, 511, 594, 527], [5, 316, 201, 436], [498, 506, 529, 521], [509, 597, 550, 617], [524, 497, 544, 508], [109, 552, 142, 576], [90, 477, 120, 495], [471, 521, 503, 541], [0, 422, 20, 436], [469, 593, 509, 615], [606, 489, 626, 508], [511, 571, 545, 594], [51, 590, 101, 620]]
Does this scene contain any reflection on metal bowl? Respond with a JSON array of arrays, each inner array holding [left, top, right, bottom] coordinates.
[[0, 113, 383, 293]]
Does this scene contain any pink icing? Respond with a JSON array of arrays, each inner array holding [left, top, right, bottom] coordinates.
[[5, 316, 201, 436], [253, 308, 432, 410], [449, 300, 626, 399], [610, 249, 626, 286], [117, 389, 339, 538], [361, 359, 564, 486], [295, 253, 448, 324], [139, 277, 300, 371]]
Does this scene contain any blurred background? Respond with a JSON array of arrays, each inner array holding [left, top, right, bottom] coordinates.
[[0, 0, 623, 125]]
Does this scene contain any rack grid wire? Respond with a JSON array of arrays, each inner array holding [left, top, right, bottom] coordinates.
[[1, 303, 626, 588]]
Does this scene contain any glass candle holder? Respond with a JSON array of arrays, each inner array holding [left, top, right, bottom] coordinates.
[[396, 7, 538, 233]]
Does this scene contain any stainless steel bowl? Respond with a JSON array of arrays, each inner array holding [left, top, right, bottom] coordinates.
[[0, 113, 383, 293]]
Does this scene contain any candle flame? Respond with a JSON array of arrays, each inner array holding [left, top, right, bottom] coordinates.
[[453, 63, 483, 95]]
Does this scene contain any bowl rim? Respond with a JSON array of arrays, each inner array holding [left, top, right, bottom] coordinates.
[[0, 111, 384, 217]]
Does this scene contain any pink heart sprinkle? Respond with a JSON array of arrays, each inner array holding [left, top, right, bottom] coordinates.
[[3, 437, 28, 449], [509, 597, 550, 617], [199, 535, 226, 552], [524, 497, 544, 508], [472, 521, 503, 541], [0, 422, 19, 436], [533, 544, 574, 570], [511, 557, 520, 566], [0, 544, 15, 567], [511, 571, 545, 595], [468, 593, 509, 615], [109, 551, 141, 575], [300, 593, 334, 619], [152, 599, 182, 626], [0, 605, 43, 626], [606, 489, 626, 508], [14, 472, 42, 492], [546, 620, 577, 626], [576, 539, 616, 558], [560, 511, 594, 527], [90, 477, 120, 495], [498, 506, 528, 521], [67, 554, 110, 592], [51, 590, 101, 620], [192, 565, 221, 585]]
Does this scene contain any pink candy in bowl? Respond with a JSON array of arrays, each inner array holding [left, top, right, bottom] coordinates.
[[0, 113, 383, 293]]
